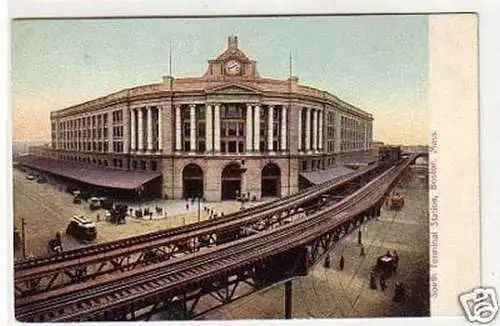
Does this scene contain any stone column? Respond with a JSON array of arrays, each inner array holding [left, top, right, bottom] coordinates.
[[214, 103, 221, 152], [147, 106, 153, 151], [123, 109, 129, 154], [305, 107, 311, 152], [312, 109, 318, 152], [158, 106, 162, 151], [297, 108, 302, 152], [205, 104, 213, 152], [246, 104, 253, 152], [130, 109, 136, 151], [334, 113, 342, 153], [108, 112, 113, 153], [175, 104, 181, 151], [189, 104, 196, 152], [318, 110, 323, 151], [281, 106, 287, 151], [137, 108, 144, 151], [253, 104, 260, 151], [267, 105, 274, 152]]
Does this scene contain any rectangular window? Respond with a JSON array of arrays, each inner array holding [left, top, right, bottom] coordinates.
[[198, 140, 206, 152], [228, 123, 237, 136], [198, 123, 206, 137], [183, 123, 190, 136], [237, 123, 244, 136], [141, 161, 146, 170], [302, 161, 307, 171], [228, 141, 237, 153], [181, 107, 190, 119], [221, 141, 226, 153], [151, 161, 158, 171], [238, 141, 244, 153], [184, 141, 190, 151]]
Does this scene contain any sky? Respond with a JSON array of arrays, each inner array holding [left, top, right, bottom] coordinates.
[[11, 15, 428, 145]]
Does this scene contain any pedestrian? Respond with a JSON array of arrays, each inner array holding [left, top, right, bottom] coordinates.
[[358, 229, 362, 245], [360, 244, 365, 257], [324, 255, 331, 268], [393, 250, 399, 266], [394, 281, 406, 302], [380, 275, 387, 291], [369, 271, 377, 289], [96, 214, 100, 222], [339, 255, 345, 271], [186, 203, 189, 211]]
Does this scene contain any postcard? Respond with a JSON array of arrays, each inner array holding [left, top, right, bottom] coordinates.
[[8, 7, 493, 326]]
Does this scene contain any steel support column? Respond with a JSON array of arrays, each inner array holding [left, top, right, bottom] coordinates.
[[284, 280, 292, 319]]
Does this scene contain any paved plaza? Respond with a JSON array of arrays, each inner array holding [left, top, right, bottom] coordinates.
[[13, 168, 267, 258]]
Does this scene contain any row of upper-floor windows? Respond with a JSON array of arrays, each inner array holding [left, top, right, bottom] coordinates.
[[179, 104, 284, 120], [181, 121, 281, 139], [300, 156, 337, 172], [56, 140, 128, 153], [53, 110, 123, 132], [56, 154, 159, 171], [341, 141, 369, 151], [181, 139, 282, 153]]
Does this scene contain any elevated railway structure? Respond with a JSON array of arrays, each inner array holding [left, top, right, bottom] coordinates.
[[15, 154, 422, 322], [15, 163, 381, 297]]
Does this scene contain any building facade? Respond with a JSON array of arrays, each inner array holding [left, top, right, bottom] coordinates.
[[39, 36, 373, 201]]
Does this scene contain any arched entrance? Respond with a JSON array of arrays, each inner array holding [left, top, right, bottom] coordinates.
[[221, 163, 243, 200], [261, 163, 281, 197], [182, 164, 203, 199]]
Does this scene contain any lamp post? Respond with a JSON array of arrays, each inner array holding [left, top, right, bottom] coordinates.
[[239, 165, 247, 210], [196, 196, 201, 223]]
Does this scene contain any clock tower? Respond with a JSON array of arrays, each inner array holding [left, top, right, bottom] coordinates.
[[202, 36, 259, 80]]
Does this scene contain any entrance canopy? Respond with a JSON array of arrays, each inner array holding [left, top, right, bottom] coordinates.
[[299, 166, 354, 185], [18, 156, 161, 190]]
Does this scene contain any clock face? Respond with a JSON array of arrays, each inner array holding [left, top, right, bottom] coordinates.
[[225, 60, 241, 75]]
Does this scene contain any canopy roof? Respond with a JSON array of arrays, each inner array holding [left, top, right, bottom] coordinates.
[[299, 166, 355, 185], [18, 156, 161, 190]]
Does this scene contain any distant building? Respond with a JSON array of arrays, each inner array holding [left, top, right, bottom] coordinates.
[[23, 36, 374, 201], [372, 141, 385, 152]]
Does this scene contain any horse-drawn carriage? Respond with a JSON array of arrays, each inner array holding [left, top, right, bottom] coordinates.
[[389, 193, 405, 210]]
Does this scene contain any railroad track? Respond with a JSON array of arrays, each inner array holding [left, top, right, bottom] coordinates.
[[16, 160, 410, 322], [15, 164, 381, 282]]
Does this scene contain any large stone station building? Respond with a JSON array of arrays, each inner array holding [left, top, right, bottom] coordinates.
[[24, 36, 374, 201]]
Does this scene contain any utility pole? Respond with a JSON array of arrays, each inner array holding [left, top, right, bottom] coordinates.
[[21, 218, 26, 259]]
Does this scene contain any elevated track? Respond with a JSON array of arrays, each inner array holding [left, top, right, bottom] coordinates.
[[15, 155, 419, 322], [15, 163, 382, 296]]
